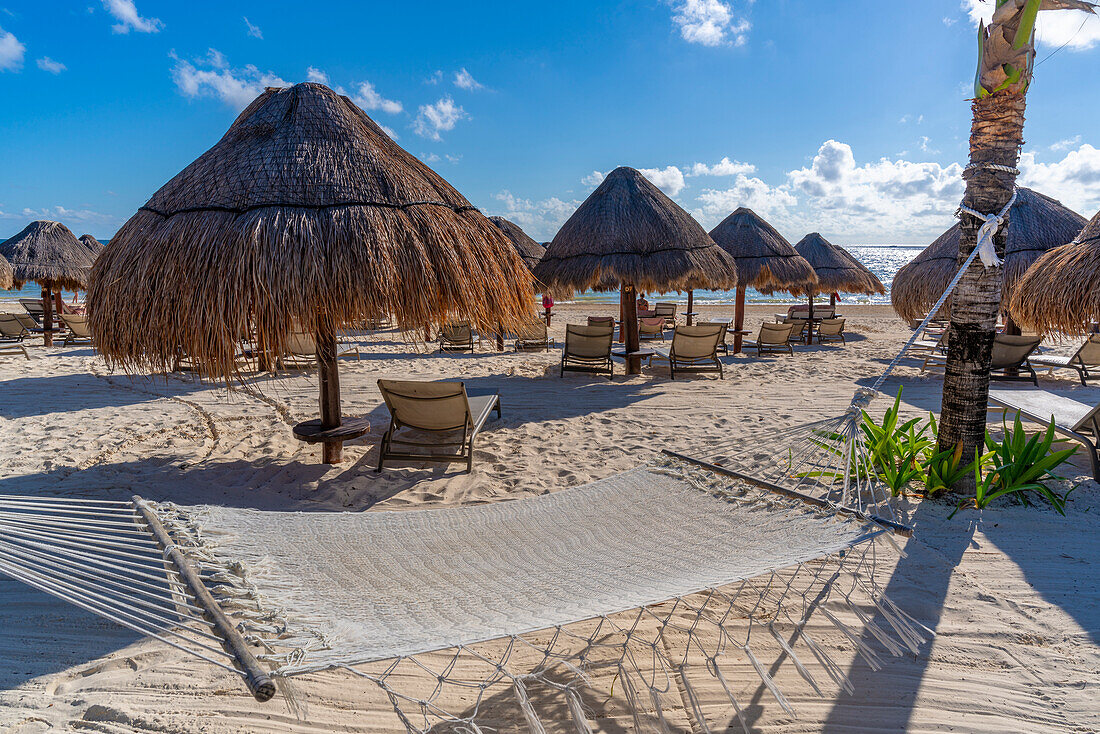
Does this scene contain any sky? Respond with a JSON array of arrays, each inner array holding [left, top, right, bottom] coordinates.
[[0, 0, 1098, 246]]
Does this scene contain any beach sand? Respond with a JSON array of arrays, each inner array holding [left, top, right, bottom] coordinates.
[[0, 303, 1097, 733]]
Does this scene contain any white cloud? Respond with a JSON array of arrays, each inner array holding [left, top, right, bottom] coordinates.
[[306, 66, 328, 84], [244, 16, 262, 39], [0, 25, 24, 71], [425, 69, 442, 85], [638, 165, 686, 196], [695, 173, 798, 223], [453, 67, 483, 90], [492, 190, 580, 241], [943, 16, 957, 27], [36, 56, 65, 74], [961, 0, 1100, 50], [377, 123, 398, 140], [101, 0, 162, 34], [687, 157, 755, 177], [669, 0, 751, 47], [1019, 143, 1100, 215], [420, 152, 441, 163], [351, 81, 402, 114], [413, 96, 466, 141], [171, 49, 288, 110], [8, 205, 116, 226], [1050, 134, 1082, 151], [581, 170, 605, 187], [445, 154, 461, 164]]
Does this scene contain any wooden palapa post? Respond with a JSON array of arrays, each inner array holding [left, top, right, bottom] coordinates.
[[41, 286, 54, 347], [806, 291, 815, 345], [496, 322, 505, 351], [686, 289, 694, 326], [316, 325, 343, 464], [622, 283, 641, 374], [733, 285, 746, 354]]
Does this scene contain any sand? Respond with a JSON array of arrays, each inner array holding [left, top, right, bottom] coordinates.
[[0, 303, 1097, 733]]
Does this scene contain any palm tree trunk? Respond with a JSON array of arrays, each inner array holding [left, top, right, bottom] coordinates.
[[937, 92, 1025, 479]]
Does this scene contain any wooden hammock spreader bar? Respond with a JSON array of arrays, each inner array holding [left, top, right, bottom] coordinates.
[[660, 450, 913, 537], [132, 495, 276, 701]]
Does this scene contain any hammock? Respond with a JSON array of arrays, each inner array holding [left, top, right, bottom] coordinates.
[[0, 194, 1015, 732]]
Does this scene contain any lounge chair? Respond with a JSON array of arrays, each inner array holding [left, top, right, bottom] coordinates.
[[561, 324, 614, 380], [988, 388, 1100, 481], [376, 379, 502, 473], [12, 313, 39, 333], [586, 315, 615, 328], [279, 330, 361, 368], [638, 317, 666, 341], [17, 299, 45, 327], [0, 314, 29, 342], [654, 302, 678, 328], [697, 320, 731, 355], [514, 321, 554, 351], [783, 316, 811, 343], [744, 322, 794, 356], [649, 324, 724, 379], [816, 318, 846, 345], [60, 313, 93, 346], [922, 333, 1040, 384], [439, 322, 475, 353], [1030, 334, 1100, 385]]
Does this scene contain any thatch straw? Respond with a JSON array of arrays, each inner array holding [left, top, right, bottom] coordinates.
[[891, 187, 1086, 322], [0, 220, 95, 290], [88, 82, 534, 381], [708, 207, 816, 292], [792, 233, 885, 296], [78, 234, 105, 258], [489, 216, 544, 270], [0, 252, 12, 291], [1008, 208, 1100, 335], [533, 167, 738, 293]]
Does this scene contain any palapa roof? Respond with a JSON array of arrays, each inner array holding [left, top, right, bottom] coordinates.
[[0, 252, 12, 290], [1008, 208, 1100, 335], [88, 82, 534, 380], [78, 234, 105, 258], [891, 187, 1086, 322], [0, 220, 95, 290], [792, 233, 885, 296], [489, 216, 544, 270], [533, 167, 738, 293], [708, 207, 816, 292]]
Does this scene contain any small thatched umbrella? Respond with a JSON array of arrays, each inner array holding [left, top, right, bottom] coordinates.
[[1008, 208, 1100, 335], [709, 207, 817, 353], [78, 234, 106, 258], [890, 187, 1086, 325], [0, 220, 95, 345], [0, 251, 12, 291], [534, 166, 738, 373], [89, 83, 534, 463], [793, 233, 885, 344], [489, 216, 543, 270]]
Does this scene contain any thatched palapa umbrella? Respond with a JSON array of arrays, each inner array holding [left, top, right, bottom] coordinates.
[[534, 166, 738, 373], [0, 251, 12, 291], [793, 233, 885, 344], [89, 82, 534, 464], [0, 220, 95, 345], [1008, 208, 1100, 334], [709, 207, 817, 353], [78, 234, 106, 258], [891, 187, 1086, 325], [489, 216, 543, 270]]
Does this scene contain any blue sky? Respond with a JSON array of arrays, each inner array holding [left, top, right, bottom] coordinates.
[[1, 0, 1098, 245]]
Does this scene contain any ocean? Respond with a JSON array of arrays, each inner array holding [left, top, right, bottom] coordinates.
[[0, 245, 922, 306], [565, 245, 922, 305]]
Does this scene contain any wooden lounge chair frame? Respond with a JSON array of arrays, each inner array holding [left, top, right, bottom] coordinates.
[[745, 322, 794, 356], [989, 388, 1100, 481], [514, 321, 554, 352], [376, 379, 502, 473], [1030, 334, 1100, 385], [649, 324, 724, 379], [60, 313, 93, 346], [439, 322, 476, 353], [561, 324, 614, 380], [816, 318, 846, 345], [638, 317, 666, 342]]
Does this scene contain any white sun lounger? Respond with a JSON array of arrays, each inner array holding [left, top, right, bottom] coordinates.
[[988, 388, 1100, 481]]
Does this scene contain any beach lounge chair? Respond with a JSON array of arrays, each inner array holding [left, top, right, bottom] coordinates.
[[922, 334, 1040, 384], [1030, 334, 1100, 385], [816, 318, 846, 345], [989, 388, 1100, 481], [376, 379, 502, 473], [586, 315, 615, 328], [637, 317, 666, 341], [279, 330, 361, 368], [514, 321, 553, 351], [649, 324, 724, 379], [697, 320, 731, 355], [654, 302, 678, 328], [17, 298, 45, 327], [744, 322, 794, 356], [561, 324, 614, 380], [780, 315, 810, 343], [0, 314, 30, 341], [439, 322, 475, 353], [59, 313, 93, 346]]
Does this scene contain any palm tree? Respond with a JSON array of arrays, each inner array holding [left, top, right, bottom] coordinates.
[[937, 0, 1094, 483]]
